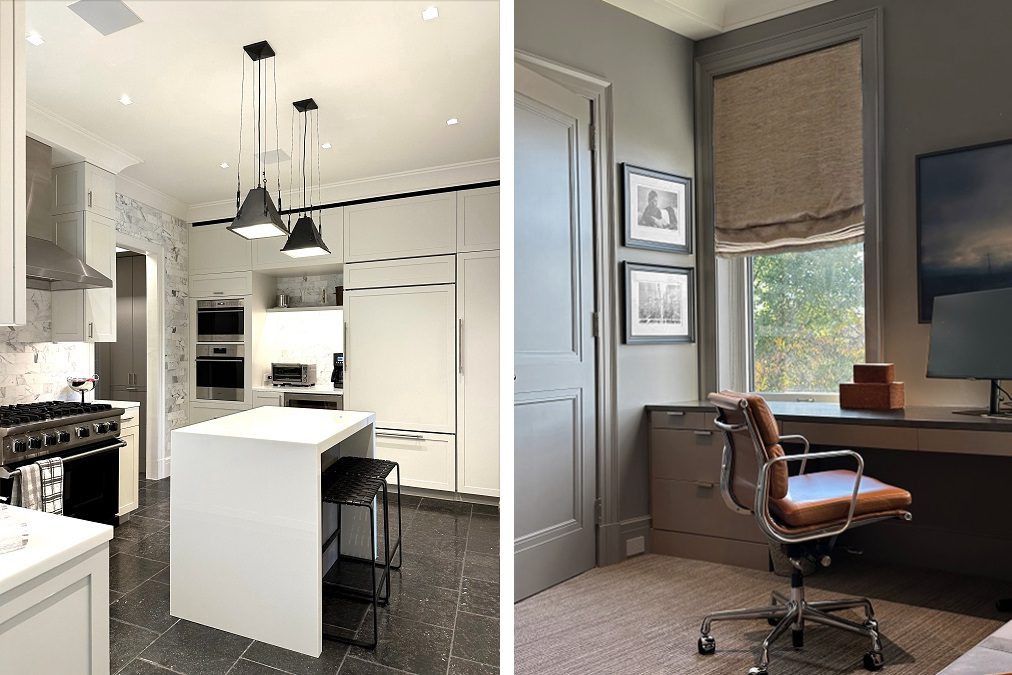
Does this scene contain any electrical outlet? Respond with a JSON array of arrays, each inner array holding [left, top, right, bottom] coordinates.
[[626, 535, 646, 557]]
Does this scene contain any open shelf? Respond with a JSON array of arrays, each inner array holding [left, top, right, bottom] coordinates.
[[266, 305, 343, 313]]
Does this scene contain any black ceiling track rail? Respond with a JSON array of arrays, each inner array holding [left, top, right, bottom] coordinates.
[[192, 180, 500, 227]]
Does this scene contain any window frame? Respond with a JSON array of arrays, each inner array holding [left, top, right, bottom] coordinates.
[[696, 9, 883, 399]]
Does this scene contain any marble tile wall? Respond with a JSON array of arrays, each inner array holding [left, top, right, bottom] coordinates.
[[274, 272, 343, 308]]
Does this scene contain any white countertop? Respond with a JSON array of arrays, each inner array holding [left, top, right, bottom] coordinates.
[[173, 406, 373, 451], [92, 399, 142, 409], [0, 507, 113, 596], [253, 384, 343, 395]]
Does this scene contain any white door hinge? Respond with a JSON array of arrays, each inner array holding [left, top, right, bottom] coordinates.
[[594, 497, 603, 525], [591, 311, 601, 338], [588, 123, 596, 153]]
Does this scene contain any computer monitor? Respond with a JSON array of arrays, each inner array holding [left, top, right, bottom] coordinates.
[[927, 287, 1012, 415]]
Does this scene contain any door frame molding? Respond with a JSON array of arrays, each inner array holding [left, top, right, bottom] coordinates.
[[515, 51, 623, 566]]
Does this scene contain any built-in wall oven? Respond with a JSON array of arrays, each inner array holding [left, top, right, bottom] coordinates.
[[196, 298, 245, 342], [195, 344, 245, 402]]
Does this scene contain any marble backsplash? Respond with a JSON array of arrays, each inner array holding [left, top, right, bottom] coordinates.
[[0, 289, 93, 403], [275, 272, 343, 308]]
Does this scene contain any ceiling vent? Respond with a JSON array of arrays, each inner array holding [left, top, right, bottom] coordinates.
[[259, 149, 291, 166], [69, 0, 143, 36]]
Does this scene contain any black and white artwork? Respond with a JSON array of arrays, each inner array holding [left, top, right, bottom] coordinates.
[[623, 164, 692, 253], [624, 262, 694, 344], [917, 138, 1012, 322]]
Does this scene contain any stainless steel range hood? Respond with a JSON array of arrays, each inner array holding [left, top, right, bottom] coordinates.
[[25, 138, 112, 290]]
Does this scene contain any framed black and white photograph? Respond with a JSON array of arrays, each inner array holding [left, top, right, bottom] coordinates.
[[623, 164, 692, 253], [624, 262, 695, 344]]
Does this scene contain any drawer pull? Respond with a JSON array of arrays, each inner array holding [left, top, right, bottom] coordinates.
[[666, 411, 685, 417], [694, 481, 715, 489], [693, 430, 713, 437], [376, 432, 425, 441]]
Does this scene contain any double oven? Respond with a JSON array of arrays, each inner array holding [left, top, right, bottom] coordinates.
[[195, 299, 246, 402]]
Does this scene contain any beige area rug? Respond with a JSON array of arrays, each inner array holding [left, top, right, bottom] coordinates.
[[515, 554, 1011, 675]]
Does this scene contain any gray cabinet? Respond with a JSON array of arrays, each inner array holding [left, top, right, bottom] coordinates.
[[105, 254, 146, 389]]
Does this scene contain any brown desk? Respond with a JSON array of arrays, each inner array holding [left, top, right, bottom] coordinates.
[[645, 401, 1012, 578]]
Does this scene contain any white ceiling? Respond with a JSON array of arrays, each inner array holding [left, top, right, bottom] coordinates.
[[602, 0, 834, 39], [25, 1, 499, 209]]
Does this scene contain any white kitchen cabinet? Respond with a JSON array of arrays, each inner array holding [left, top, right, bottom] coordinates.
[[374, 430, 456, 492], [51, 212, 117, 342], [188, 402, 247, 425], [344, 283, 456, 434], [345, 255, 455, 290], [0, 0, 26, 327], [253, 391, 283, 408], [189, 271, 253, 298], [457, 187, 499, 253], [51, 162, 117, 221], [117, 407, 140, 517], [253, 208, 344, 272], [189, 222, 252, 275], [456, 251, 499, 496], [344, 193, 456, 263]]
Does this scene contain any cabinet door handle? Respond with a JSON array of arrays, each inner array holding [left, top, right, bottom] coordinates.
[[693, 430, 713, 437], [343, 322, 348, 374], [666, 411, 685, 417], [126, 387, 138, 392], [87, 190, 93, 208], [212, 291, 224, 296], [376, 432, 424, 441], [88, 322, 93, 339], [458, 319, 464, 376], [693, 481, 715, 489]]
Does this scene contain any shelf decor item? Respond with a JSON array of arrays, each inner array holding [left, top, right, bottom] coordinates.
[[623, 164, 692, 254], [840, 362, 904, 410], [281, 98, 331, 258], [917, 138, 1012, 321], [228, 40, 289, 241], [623, 262, 695, 344]]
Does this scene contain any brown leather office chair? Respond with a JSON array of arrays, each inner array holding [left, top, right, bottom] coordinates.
[[697, 391, 913, 675]]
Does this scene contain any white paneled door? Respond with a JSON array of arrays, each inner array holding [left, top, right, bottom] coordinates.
[[514, 63, 597, 601]]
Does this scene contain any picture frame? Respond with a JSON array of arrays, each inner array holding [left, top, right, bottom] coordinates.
[[916, 137, 1012, 322], [622, 164, 693, 254], [623, 262, 695, 344]]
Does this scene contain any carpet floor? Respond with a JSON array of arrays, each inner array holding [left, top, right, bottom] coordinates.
[[515, 553, 1012, 675]]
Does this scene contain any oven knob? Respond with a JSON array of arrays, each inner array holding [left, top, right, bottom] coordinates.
[[76, 426, 90, 438], [27, 436, 43, 450], [94, 422, 109, 434], [43, 432, 59, 446], [58, 431, 71, 444], [11, 439, 27, 453], [108, 421, 119, 433]]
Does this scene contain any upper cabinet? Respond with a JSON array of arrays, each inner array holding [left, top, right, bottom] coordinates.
[[0, 0, 26, 327], [51, 212, 117, 342], [457, 187, 500, 253], [189, 223, 252, 275], [253, 208, 344, 272], [51, 162, 118, 221], [344, 193, 456, 263]]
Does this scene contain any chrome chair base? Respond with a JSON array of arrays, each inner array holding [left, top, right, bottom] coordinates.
[[697, 574, 884, 674]]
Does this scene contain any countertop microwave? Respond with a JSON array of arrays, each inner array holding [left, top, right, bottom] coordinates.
[[271, 363, 317, 387]]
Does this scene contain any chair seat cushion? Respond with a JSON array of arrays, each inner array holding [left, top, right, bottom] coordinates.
[[771, 469, 912, 527]]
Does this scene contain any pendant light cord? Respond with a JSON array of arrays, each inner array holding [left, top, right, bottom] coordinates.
[[288, 99, 296, 227], [273, 58, 282, 214], [315, 109, 322, 228], [302, 108, 308, 215], [236, 52, 245, 211]]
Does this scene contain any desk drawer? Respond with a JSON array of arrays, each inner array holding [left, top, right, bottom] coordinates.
[[917, 429, 1012, 457], [779, 422, 917, 451], [650, 428, 721, 484], [650, 410, 710, 431], [652, 478, 765, 543]]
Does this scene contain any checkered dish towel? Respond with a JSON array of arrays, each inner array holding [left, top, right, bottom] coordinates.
[[36, 458, 64, 515], [18, 463, 42, 511]]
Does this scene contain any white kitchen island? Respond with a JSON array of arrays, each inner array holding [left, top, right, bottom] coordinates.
[[170, 406, 376, 657]]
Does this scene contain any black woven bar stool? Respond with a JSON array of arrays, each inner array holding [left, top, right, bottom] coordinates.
[[320, 456, 402, 649]]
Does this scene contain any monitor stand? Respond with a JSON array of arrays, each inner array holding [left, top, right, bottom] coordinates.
[[952, 379, 1012, 418]]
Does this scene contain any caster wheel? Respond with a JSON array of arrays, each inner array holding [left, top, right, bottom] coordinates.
[[767, 617, 779, 626], [698, 635, 716, 655], [792, 628, 804, 648], [863, 651, 885, 671], [747, 667, 769, 675]]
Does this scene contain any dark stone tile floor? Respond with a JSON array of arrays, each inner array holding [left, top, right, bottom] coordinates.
[[111, 478, 500, 675]]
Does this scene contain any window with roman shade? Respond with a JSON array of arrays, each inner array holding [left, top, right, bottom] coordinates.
[[712, 40, 864, 257]]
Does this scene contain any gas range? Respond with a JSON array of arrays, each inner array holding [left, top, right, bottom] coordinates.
[[0, 401, 125, 466]]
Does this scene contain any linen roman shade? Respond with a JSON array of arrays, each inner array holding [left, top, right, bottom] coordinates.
[[712, 40, 864, 257]]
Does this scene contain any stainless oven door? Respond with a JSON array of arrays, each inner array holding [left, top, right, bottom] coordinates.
[[196, 299, 245, 342], [0, 438, 125, 526], [195, 344, 245, 402]]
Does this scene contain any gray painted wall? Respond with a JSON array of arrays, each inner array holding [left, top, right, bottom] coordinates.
[[697, 0, 1012, 407], [516, 0, 697, 524]]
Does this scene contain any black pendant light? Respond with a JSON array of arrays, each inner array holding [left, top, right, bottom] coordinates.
[[281, 98, 331, 258], [228, 41, 288, 240]]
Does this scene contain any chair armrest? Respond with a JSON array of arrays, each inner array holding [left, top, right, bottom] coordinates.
[[755, 448, 865, 543], [778, 434, 811, 474]]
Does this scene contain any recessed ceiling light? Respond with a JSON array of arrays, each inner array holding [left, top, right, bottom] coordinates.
[[421, 6, 439, 21], [25, 31, 44, 46], [119, 94, 133, 106], [321, 142, 332, 150], [219, 162, 229, 169], [446, 118, 459, 126]]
